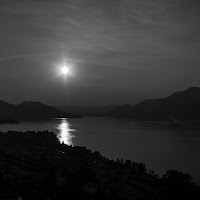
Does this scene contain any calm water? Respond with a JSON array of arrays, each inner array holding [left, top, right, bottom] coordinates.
[[0, 117, 200, 183]]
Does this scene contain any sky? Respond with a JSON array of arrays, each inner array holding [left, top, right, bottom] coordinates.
[[0, 0, 200, 106]]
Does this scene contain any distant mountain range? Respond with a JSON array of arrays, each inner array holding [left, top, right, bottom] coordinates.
[[0, 101, 78, 121], [1, 87, 199, 122], [109, 87, 200, 120], [54, 105, 115, 117], [55, 87, 200, 121]]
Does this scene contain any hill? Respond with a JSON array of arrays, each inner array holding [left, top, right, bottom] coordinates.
[[0, 131, 199, 200], [54, 105, 115, 117], [108, 87, 200, 121], [0, 100, 77, 121]]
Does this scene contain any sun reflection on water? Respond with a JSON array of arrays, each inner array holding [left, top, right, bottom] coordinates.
[[56, 118, 75, 145]]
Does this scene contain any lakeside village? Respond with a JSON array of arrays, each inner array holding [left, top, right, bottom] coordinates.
[[0, 131, 200, 200]]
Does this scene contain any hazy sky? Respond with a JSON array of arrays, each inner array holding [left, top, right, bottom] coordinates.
[[0, 0, 200, 106]]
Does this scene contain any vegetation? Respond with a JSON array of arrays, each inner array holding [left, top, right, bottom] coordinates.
[[0, 131, 199, 200]]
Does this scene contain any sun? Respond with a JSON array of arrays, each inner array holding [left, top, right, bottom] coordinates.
[[61, 66, 69, 75]]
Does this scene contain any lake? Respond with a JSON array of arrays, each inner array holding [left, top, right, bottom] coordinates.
[[0, 117, 200, 183]]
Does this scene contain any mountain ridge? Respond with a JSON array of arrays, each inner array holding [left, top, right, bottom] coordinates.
[[108, 87, 200, 120], [1, 87, 200, 121], [54, 87, 200, 121], [0, 100, 78, 121]]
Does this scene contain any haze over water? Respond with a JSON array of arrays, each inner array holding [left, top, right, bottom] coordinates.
[[1, 117, 200, 183]]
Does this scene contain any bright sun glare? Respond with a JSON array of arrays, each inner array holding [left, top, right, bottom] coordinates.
[[61, 66, 69, 75]]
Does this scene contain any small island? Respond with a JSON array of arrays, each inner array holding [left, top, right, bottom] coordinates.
[[0, 131, 199, 200]]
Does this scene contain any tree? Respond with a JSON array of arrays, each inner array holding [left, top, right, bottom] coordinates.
[[162, 170, 192, 190]]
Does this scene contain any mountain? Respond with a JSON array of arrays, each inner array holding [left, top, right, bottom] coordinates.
[[5, 86, 198, 121], [0, 100, 16, 120], [15, 101, 76, 120], [54, 105, 115, 117], [108, 87, 200, 121], [0, 100, 77, 121]]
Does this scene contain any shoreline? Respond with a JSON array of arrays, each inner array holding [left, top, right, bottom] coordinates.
[[0, 131, 200, 199]]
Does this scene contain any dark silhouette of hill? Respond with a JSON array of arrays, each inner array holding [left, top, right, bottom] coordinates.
[[16, 101, 76, 120], [0, 100, 78, 121], [0, 100, 17, 121], [108, 87, 200, 121], [1, 131, 200, 200], [52, 87, 200, 121], [54, 105, 115, 117]]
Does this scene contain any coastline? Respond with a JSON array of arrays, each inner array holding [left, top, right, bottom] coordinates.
[[0, 131, 199, 200]]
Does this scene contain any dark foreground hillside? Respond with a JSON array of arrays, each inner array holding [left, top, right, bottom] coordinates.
[[0, 131, 199, 200]]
